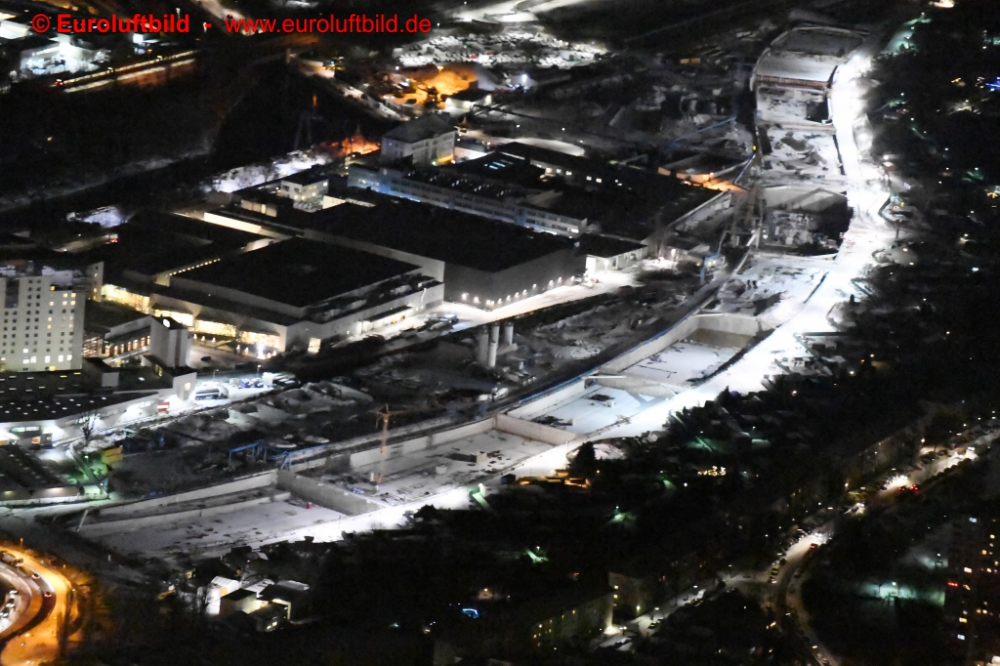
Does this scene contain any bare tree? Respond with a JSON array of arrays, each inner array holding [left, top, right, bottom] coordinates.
[[78, 410, 100, 451]]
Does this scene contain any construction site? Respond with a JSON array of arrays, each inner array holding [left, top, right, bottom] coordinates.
[[24, 3, 878, 587]]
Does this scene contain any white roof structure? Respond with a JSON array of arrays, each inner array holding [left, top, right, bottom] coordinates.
[[753, 52, 839, 89], [752, 27, 866, 90]]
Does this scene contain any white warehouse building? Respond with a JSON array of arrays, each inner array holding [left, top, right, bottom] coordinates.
[[380, 114, 456, 166]]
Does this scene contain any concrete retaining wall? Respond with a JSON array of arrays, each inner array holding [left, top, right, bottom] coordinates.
[[602, 315, 701, 373], [507, 379, 588, 420], [276, 418, 502, 514], [495, 414, 579, 445], [277, 470, 379, 516], [601, 313, 767, 374], [697, 313, 768, 336], [96, 471, 278, 518], [286, 414, 460, 471], [431, 417, 495, 445], [671, 191, 733, 233], [328, 418, 494, 471], [349, 447, 383, 469], [80, 492, 291, 537]]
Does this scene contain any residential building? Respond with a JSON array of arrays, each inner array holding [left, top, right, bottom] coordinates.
[[946, 513, 1000, 662]]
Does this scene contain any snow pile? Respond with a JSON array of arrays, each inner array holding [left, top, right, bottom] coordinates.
[[67, 205, 128, 228], [207, 149, 332, 193]]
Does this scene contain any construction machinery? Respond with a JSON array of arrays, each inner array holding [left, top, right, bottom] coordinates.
[[371, 404, 419, 488]]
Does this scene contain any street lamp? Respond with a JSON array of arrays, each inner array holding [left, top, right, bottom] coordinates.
[[256, 364, 262, 377]]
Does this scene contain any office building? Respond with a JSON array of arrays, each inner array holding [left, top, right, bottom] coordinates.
[[0, 263, 85, 373]]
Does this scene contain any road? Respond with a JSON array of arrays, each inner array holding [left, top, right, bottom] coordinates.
[[0, 559, 39, 639], [770, 430, 995, 666], [0, 548, 77, 666]]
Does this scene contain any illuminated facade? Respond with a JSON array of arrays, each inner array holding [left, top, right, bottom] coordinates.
[[0, 270, 84, 372]]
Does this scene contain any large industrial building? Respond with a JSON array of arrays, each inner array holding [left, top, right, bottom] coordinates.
[[349, 159, 586, 237], [288, 198, 583, 310], [210, 178, 588, 311], [96, 212, 442, 352], [350, 142, 718, 242], [160, 239, 440, 350]]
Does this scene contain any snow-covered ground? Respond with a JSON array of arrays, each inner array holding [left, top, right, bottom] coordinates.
[[94, 431, 555, 558], [756, 87, 828, 125], [590, 50, 901, 439], [394, 31, 604, 69], [762, 126, 843, 186], [208, 150, 333, 193], [709, 255, 828, 328], [97, 497, 347, 559], [327, 430, 552, 503], [627, 340, 739, 386], [513, 385, 664, 435]]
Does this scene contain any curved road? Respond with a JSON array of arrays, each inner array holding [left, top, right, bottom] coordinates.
[[0, 549, 76, 666]]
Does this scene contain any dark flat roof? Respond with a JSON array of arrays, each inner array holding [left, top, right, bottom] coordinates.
[[0, 381, 161, 420], [286, 195, 576, 273], [281, 166, 333, 186], [497, 141, 597, 170], [449, 88, 491, 101], [497, 142, 699, 194], [529, 183, 715, 241], [84, 300, 148, 334], [578, 234, 646, 258], [127, 211, 264, 248], [449, 153, 546, 188], [450, 145, 719, 238], [105, 211, 268, 278], [177, 239, 420, 308], [13, 34, 54, 52], [0, 446, 69, 491], [383, 114, 454, 144]]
